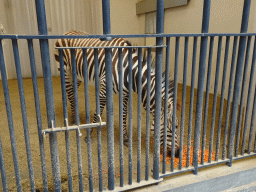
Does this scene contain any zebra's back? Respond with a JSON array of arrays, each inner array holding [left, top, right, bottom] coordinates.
[[54, 30, 134, 92]]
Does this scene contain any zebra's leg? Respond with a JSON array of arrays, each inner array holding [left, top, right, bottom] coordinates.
[[122, 95, 129, 147], [92, 84, 107, 124], [84, 81, 107, 143], [65, 74, 82, 124]]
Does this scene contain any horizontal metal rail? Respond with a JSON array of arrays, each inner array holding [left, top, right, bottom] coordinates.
[[106, 178, 163, 192], [159, 152, 256, 178], [42, 118, 106, 135], [1, 33, 256, 40], [55, 45, 166, 49]]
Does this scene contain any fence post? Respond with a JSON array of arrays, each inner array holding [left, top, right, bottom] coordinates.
[[228, 0, 251, 166], [102, 0, 111, 35], [193, 0, 211, 175], [153, 0, 164, 180], [102, 0, 115, 190], [34, 0, 61, 191]]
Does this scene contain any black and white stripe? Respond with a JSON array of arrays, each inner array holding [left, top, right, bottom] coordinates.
[[54, 30, 180, 155]]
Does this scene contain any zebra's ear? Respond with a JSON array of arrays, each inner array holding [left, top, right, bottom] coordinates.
[[53, 48, 59, 62]]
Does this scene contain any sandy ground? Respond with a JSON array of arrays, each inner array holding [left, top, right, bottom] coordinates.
[[0, 76, 245, 191]]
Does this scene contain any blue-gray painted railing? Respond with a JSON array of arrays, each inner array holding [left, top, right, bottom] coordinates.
[[94, 49, 103, 192], [228, 0, 251, 167], [153, 0, 164, 180], [35, 0, 61, 191], [12, 39, 35, 191], [83, 49, 94, 192], [70, 50, 84, 191], [179, 37, 188, 170], [222, 36, 238, 160], [186, 36, 198, 168], [146, 48, 152, 180], [243, 37, 256, 154], [28, 39, 48, 191], [58, 49, 73, 192], [0, 136, 8, 192], [1, 0, 256, 191], [118, 48, 124, 187], [209, 36, 222, 162], [163, 37, 170, 173], [216, 36, 230, 161], [248, 86, 256, 153], [193, 0, 211, 175], [128, 48, 133, 185], [201, 36, 214, 164], [171, 36, 179, 172], [137, 48, 142, 182], [0, 39, 22, 192], [236, 36, 252, 157]]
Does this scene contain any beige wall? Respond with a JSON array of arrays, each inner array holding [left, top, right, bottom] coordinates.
[[95, 0, 256, 99], [1, 0, 256, 97], [90, 0, 145, 46], [161, 0, 256, 99], [1, 0, 92, 79]]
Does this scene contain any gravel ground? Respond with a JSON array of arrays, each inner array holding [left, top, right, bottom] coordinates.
[[0, 76, 238, 191]]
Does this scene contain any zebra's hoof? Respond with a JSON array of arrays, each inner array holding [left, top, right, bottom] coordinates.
[[70, 120, 75, 125], [84, 136, 92, 143], [123, 138, 129, 147]]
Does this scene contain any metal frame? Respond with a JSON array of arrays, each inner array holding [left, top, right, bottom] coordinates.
[[0, 0, 256, 191]]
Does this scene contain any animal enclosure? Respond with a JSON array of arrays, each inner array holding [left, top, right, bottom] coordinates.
[[0, 0, 256, 192]]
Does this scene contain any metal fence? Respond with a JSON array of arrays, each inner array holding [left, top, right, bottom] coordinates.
[[0, 0, 256, 191]]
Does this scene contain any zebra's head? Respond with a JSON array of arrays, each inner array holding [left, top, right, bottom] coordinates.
[[150, 79, 180, 157], [165, 101, 180, 157]]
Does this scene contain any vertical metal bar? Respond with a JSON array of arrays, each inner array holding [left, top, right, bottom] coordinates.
[[162, 37, 170, 174], [12, 39, 35, 191], [101, 0, 114, 188], [244, 37, 256, 154], [193, 0, 211, 175], [228, 0, 251, 167], [186, 37, 198, 168], [216, 36, 230, 161], [201, 36, 214, 165], [83, 49, 90, 124], [171, 37, 179, 172], [255, 136, 256, 153], [58, 49, 73, 191], [153, 0, 164, 180], [70, 49, 84, 191], [0, 40, 22, 192], [83, 49, 93, 192], [145, 48, 152, 180], [248, 86, 256, 153], [105, 47, 115, 190], [34, 1, 61, 190], [222, 36, 238, 160], [239, 36, 252, 156], [118, 48, 124, 187], [71, 49, 80, 125], [102, 0, 111, 35], [94, 48, 103, 191], [179, 37, 189, 170], [27, 39, 48, 192], [209, 36, 223, 163], [128, 48, 133, 185], [137, 48, 142, 183], [0, 136, 8, 192]]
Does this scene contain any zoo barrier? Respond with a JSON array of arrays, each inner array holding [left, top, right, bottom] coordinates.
[[0, 0, 256, 191]]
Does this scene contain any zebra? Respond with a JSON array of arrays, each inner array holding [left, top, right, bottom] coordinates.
[[54, 30, 180, 157]]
